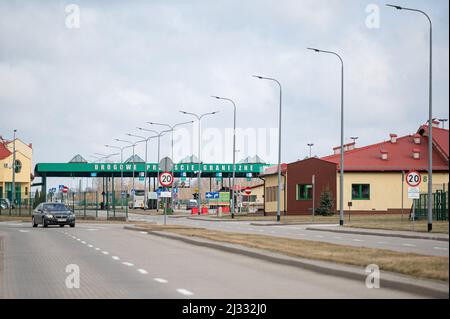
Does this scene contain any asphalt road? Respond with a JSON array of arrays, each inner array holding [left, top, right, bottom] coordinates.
[[128, 214, 449, 257], [0, 221, 424, 299]]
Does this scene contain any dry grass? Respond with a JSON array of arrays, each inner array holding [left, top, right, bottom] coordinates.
[[0, 215, 27, 222], [136, 224, 449, 281], [205, 214, 449, 234]]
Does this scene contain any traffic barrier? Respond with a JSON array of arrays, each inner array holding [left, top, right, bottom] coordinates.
[[191, 207, 199, 215], [201, 207, 209, 215], [222, 206, 230, 214]]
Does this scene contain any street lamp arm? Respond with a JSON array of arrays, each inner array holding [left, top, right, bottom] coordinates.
[[386, 4, 432, 25], [179, 110, 200, 120]]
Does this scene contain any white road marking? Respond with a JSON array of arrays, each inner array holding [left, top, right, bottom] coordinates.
[[333, 236, 342, 239], [122, 262, 134, 266], [353, 239, 364, 242], [112, 256, 120, 260], [19, 230, 29, 233], [154, 278, 168, 283], [81, 241, 86, 244], [401, 243, 416, 247], [315, 235, 324, 238], [176, 288, 193, 296], [434, 247, 448, 251], [139, 231, 147, 234], [377, 241, 388, 245], [137, 269, 148, 274], [95, 248, 100, 251], [76, 238, 81, 241], [72, 236, 76, 239], [258, 229, 265, 232], [88, 244, 93, 248], [102, 251, 109, 255]]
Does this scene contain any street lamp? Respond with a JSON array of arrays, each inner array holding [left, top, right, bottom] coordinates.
[[11, 129, 17, 208], [105, 144, 133, 207], [114, 138, 139, 194], [179, 110, 219, 212], [307, 143, 314, 158], [137, 127, 169, 212], [126, 133, 159, 210], [386, 4, 433, 232], [308, 47, 345, 226], [252, 75, 283, 222], [147, 120, 194, 210], [211, 96, 238, 219]]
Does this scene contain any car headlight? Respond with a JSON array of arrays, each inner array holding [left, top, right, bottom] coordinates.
[[46, 214, 54, 219]]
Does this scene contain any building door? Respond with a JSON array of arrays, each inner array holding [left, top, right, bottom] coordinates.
[[0, 185, 3, 198], [15, 185, 21, 205]]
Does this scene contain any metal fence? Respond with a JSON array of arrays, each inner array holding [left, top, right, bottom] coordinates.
[[414, 188, 448, 221], [0, 191, 128, 220]]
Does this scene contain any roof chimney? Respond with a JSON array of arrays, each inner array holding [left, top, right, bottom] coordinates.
[[412, 148, 420, 159], [380, 149, 389, 160], [413, 134, 421, 144], [432, 120, 440, 128], [389, 133, 397, 143]]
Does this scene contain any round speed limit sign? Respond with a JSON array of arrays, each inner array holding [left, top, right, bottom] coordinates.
[[159, 171, 174, 187], [406, 170, 421, 187]]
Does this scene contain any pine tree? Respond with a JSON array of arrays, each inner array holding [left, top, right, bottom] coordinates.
[[33, 189, 40, 209], [315, 188, 335, 216]]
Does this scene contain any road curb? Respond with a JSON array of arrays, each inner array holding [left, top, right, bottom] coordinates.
[[305, 227, 449, 242], [250, 222, 337, 226], [124, 226, 449, 298]]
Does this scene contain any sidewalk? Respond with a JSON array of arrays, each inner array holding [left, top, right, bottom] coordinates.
[[305, 226, 449, 242]]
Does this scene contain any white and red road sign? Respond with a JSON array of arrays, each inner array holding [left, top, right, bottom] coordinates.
[[406, 170, 422, 187], [244, 187, 252, 195], [159, 171, 174, 187], [62, 186, 69, 193]]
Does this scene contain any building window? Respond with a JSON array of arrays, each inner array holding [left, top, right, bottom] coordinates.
[[265, 186, 279, 202], [296, 184, 312, 200], [14, 160, 22, 173], [25, 187, 28, 196], [352, 184, 370, 200]]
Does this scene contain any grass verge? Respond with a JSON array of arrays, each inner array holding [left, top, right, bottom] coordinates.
[[134, 224, 449, 282]]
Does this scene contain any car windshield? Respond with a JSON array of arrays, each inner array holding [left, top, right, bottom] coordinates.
[[43, 204, 69, 211]]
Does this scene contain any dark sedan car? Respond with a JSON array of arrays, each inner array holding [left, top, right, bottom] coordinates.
[[32, 202, 76, 228]]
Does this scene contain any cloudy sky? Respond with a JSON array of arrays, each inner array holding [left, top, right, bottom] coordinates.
[[1, 0, 449, 167]]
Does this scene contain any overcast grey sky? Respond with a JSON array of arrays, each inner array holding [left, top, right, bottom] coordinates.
[[1, 0, 449, 166]]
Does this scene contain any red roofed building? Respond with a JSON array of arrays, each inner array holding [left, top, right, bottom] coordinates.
[[1, 136, 33, 204], [320, 123, 449, 213]]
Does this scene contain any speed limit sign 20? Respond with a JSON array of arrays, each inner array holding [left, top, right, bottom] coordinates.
[[159, 171, 174, 187], [406, 170, 421, 187]]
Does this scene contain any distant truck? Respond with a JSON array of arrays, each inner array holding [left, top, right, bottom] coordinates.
[[129, 190, 146, 209]]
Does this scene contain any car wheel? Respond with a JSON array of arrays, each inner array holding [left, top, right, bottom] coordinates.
[[32, 217, 38, 228], [59, 225, 65, 228], [43, 219, 48, 228], [70, 223, 75, 228]]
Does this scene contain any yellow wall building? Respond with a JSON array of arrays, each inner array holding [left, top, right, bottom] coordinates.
[[260, 164, 287, 214], [0, 137, 33, 204]]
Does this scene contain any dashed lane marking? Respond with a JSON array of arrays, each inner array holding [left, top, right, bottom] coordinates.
[[176, 289, 194, 296]]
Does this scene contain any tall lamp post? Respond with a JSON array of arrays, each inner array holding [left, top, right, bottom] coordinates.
[[105, 144, 130, 206], [11, 129, 17, 208], [387, 4, 433, 232], [211, 96, 238, 218], [179, 110, 219, 213], [126, 133, 159, 210], [114, 138, 139, 195], [137, 127, 169, 212], [438, 119, 448, 129], [252, 75, 283, 222], [307, 143, 314, 158], [308, 47, 345, 226], [147, 121, 194, 210]]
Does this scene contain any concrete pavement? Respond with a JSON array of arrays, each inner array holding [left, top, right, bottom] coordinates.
[[128, 214, 449, 257], [0, 221, 427, 298]]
